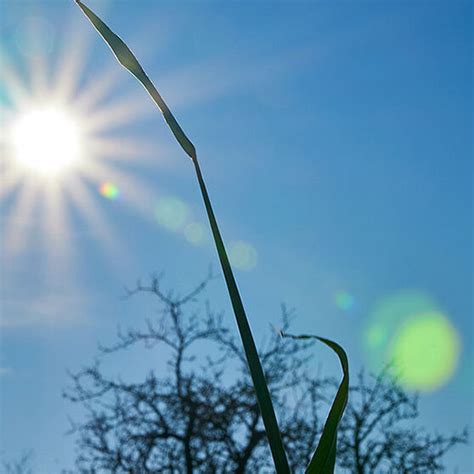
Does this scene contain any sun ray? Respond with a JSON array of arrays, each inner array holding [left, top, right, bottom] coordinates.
[[66, 177, 134, 275], [81, 93, 155, 133], [0, 168, 25, 201], [21, 18, 52, 98], [2, 179, 41, 256], [26, 53, 49, 98], [88, 135, 162, 163], [52, 19, 93, 102], [40, 182, 76, 273], [0, 56, 31, 108], [73, 64, 123, 113], [79, 159, 156, 219]]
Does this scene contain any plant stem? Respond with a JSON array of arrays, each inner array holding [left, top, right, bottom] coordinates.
[[193, 157, 291, 473]]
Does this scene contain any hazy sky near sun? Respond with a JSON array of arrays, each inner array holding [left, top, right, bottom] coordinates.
[[0, 0, 472, 471]]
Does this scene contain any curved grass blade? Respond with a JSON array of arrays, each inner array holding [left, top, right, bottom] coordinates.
[[75, 0, 196, 161], [280, 332, 349, 474], [75, 2, 290, 472]]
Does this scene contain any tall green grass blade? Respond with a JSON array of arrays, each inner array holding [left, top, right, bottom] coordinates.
[[75, 2, 290, 472], [75, 1, 196, 161], [280, 332, 349, 474], [193, 163, 290, 473]]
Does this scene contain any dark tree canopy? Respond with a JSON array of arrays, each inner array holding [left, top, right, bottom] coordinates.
[[64, 276, 467, 473]]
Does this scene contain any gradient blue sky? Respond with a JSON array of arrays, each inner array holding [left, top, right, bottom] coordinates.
[[1, 0, 472, 471]]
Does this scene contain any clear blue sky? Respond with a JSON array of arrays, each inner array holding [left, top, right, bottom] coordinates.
[[1, 0, 472, 471]]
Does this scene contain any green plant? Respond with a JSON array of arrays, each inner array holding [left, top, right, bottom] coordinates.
[[75, 2, 349, 472]]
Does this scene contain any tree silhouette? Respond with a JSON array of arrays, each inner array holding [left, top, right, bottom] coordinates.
[[64, 275, 467, 473], [1, 451, 33, 474]]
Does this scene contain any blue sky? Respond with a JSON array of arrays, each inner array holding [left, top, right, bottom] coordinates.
[[0, 0, 472, 471]]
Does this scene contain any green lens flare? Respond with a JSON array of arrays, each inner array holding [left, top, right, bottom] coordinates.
[[155, 196, 188, 232], [363, 291, 461, 392], [364, 291, 435, 355], [366, 323, 388, 349], [228, 241, 258, 271], [334, 291, 354, 311], [184, 222, 207, 245], [390, 312, 460, 391]]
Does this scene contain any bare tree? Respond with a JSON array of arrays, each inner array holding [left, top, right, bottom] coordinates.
[[64, 275, 467, 473], [337, 370, 468, 474], [1, 451, 33, 474]]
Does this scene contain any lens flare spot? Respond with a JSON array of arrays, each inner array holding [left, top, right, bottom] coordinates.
[[155, 197, 188, 232], [363, 292, 461, 392], [228, 241, 258, 271], [366, 324, 388, 349], [334, 291, 355, 311], [390, 312, 460, 391], [184, 222, 207, 245], [99, 182, 120, 200]]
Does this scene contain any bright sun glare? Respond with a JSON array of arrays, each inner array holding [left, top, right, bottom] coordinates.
[[0, 13, 212, 272], [10, 106, 83, 176], [0, 13, 166, 270]]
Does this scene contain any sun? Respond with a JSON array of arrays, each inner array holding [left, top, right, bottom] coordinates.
[[0, 14, 162, 268], [1, 9, 233, 278], [9, 105, 83, 177]]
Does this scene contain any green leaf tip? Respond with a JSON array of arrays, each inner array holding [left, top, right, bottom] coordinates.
[[281, 332, 349, 474], [75, 0, 197, 161]]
